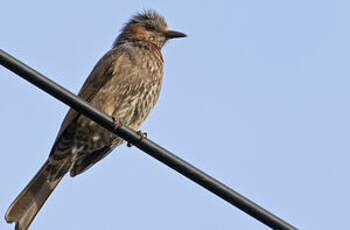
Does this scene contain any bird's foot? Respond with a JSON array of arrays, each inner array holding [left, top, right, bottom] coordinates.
[[127, 131, 147, 147], [112, 116, 120, 129]]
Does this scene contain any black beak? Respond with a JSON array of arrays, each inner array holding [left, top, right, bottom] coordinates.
[[164, 30, 187, 39]]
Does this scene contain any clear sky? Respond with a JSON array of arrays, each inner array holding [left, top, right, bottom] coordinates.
[[1, 1, 349, 229]]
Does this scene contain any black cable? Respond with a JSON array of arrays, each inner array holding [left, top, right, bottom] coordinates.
[[0, 49, 297, 230]]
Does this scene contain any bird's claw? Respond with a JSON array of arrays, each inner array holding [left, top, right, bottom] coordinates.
[[112, 116, 120, 129], [127, 130, 147, 147]]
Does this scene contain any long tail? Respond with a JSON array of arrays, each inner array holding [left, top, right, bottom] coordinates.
[[5, 160, 65, 230]]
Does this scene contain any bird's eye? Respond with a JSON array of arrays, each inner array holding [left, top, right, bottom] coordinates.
[[145, 24, 155, 31]]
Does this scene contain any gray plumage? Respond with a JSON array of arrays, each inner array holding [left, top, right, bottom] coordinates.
[[5, 10, 186, 230]]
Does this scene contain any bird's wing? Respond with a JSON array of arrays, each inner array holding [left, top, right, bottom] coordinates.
[[47, 48, 133, 179], [55, 48, 126, 139], [70, 145, 115, 176]]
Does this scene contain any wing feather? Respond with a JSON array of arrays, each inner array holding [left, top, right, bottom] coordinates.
[[55, 48, 126, 140]]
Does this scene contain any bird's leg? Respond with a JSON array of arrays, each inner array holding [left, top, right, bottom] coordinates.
[[137, 131, 148, 140], [127, 131, 147, 147], [112, 116, 120, 129]]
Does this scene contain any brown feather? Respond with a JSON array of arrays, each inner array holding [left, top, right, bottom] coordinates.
[[5, 160, 64, 230], [55, 50, 125, 140], [5, 10, 185, 229]]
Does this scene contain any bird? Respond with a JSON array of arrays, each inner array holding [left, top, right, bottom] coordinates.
[[5, 10, 186, 230]]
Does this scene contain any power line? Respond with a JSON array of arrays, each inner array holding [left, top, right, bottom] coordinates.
[[0, 49, 297, 230]]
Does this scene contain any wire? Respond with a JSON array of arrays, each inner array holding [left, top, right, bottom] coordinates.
[[0, 49, 297, 230]]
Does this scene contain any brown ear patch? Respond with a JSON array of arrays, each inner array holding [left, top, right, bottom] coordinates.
[[126, 24, 147, 40]]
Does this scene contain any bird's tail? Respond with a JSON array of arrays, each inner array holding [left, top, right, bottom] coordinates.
[[5, 160, 66, 230]]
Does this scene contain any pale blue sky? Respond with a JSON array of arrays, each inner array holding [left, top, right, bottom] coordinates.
[[1, 1, 349, 229]]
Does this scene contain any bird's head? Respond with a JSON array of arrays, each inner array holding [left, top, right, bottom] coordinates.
[[114, 10, 186, 48]]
